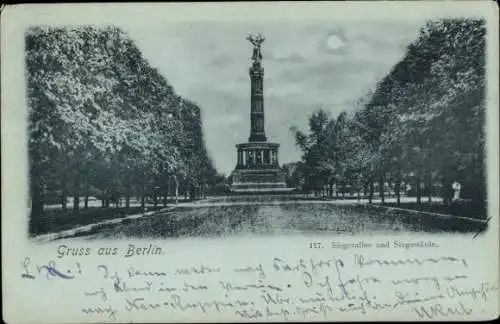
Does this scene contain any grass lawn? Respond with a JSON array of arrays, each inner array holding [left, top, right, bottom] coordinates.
[[29, 206, 164, 236], [87, 202, 486, 240], [382, 200, 487, 220]]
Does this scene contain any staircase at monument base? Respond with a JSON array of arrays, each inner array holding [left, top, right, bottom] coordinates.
[[231, 168, 290, 192]]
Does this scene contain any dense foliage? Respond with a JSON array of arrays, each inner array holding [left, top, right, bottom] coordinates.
[[291, 19, 486, 207], [26, 26, 217, 227]]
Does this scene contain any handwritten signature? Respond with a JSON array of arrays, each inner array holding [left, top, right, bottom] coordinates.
[[21, 257, 75, 280]]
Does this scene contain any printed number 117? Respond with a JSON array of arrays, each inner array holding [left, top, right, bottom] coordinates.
[[309, 242, 323, 249]]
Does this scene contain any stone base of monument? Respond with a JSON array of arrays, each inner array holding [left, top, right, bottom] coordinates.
[[230, 141, 293, 193], [230, 168, 293, 193]]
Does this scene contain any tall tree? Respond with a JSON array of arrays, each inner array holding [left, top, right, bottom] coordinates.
[[26, 26, 217, 231]]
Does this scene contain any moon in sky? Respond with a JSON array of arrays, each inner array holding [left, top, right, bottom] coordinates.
[[326, 34, 344, 50]]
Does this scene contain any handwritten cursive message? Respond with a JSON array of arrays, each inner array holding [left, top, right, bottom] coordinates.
[[18, 242, 498, 322]]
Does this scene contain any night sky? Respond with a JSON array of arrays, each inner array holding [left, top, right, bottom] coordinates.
[[125, 19, 427, 174]]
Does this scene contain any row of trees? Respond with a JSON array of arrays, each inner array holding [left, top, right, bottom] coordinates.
[[27, 26, 219, 223], [290, 18, 486, 206]]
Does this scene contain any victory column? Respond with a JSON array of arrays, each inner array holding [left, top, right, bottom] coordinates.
[[230, 34, 291, 193]]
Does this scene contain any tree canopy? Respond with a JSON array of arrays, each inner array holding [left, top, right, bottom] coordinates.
[[291, 18, 486, 207], [27, 26, 217, 227]]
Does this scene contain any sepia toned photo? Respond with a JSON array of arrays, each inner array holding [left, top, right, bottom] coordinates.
[[2, 2, 499, 323]]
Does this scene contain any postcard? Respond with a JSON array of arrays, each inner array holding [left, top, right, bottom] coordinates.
[[1, 1, 499, 322]]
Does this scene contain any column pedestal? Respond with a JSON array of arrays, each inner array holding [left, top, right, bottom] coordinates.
[[231, 142, 291, 193]]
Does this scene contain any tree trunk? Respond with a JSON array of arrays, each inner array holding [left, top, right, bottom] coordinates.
[[379, 175, 385, 204], [395, 178, 401, 206], [166, 180, 171, 203], [174, 178, 179, 204], [73, 167, 81, 211], [141, 196, 145, 209], [427, 171, 432, 203], [84, 178, 89, 210], [163, 190, 168, 207], [30, 178, 44, 233], [441, 177, 453, 206], [73, 192, 80, 211], [416, 172, 422, 207], [61, 192, 67, 211], [368, 178, 374, 204], [153, 192, 158, 208], [125, 195, 130, 208], [189, 184, 195, 201]]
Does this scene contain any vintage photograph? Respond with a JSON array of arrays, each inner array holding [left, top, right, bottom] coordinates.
[[3, 3, 498, 323], [26, 16, 488, 242]]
